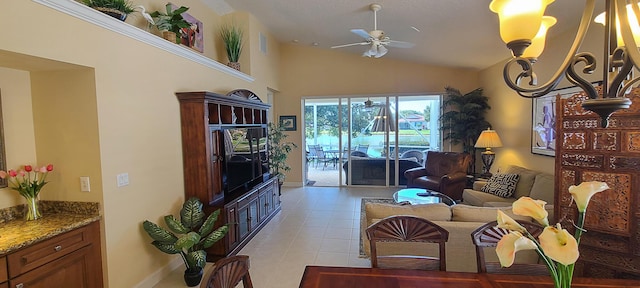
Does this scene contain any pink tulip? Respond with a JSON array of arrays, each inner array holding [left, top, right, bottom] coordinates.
[[46, 164, 54, 171], [8, 170, 17, 177], [38, 166, 47, 173], [539, 224, 579, 265], [18, 170, 25, 177], [24, 165, 32, 172], [512, 197, 549, 226], [0, 171, 7, 179]]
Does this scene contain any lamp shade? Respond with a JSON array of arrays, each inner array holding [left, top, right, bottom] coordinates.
[[489, 0, 555, 44], [475, 129, 503, 148], [594, 4, 640, 47], [522, 16, 557, 59]]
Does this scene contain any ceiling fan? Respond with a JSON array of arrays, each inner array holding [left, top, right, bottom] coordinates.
[[331, 3, 415, 58]]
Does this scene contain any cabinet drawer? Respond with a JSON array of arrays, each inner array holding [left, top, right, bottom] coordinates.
[[0, 282, 6, 288], [0, 256, 6, 283], [7, 224, 93, 277]]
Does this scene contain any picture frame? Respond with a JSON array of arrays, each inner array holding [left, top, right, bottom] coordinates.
[[531, 84, 594, 156], [279, 115, 297, 131]]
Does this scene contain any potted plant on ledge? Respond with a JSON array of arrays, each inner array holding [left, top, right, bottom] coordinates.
[[142, 197, 228, 287], [268, 122, 297, 191], [150, 4, 191, 43], [219, 23, 244, 71], [82, 0, 136, 21]]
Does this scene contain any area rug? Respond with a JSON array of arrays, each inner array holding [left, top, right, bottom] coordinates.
[[359, 197, 397, 257]]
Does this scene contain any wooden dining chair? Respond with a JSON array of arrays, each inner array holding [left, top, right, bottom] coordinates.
[[471, 220, 549, 275], [200, 255, 253, 288], [366, 215, 449, 271]]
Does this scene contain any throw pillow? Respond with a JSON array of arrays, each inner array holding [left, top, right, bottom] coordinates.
[[480, 173, 520, 198]]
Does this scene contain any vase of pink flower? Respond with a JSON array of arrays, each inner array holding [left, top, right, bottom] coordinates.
[[495, 181, 610, 288], [0, 164, 54, 221]]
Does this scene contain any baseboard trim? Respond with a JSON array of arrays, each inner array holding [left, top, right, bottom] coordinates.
[[132, 257, 183, 288]]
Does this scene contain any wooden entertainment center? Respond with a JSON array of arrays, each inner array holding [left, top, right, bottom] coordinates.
[[176, 90, 280, 260]]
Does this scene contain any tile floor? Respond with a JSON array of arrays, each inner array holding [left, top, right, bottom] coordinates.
[[154, 185, 397, 288]]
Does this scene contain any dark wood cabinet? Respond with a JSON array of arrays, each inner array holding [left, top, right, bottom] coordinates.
[[3, 221, 102, 288], [176, 91, 281, 259], [556, 88, 640, 278]]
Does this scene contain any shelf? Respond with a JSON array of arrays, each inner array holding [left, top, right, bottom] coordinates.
[[33, 0, 255, 83]]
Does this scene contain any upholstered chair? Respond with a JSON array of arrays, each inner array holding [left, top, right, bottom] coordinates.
[[404, 151, 471, 200]]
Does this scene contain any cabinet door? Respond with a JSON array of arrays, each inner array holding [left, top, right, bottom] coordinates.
[[248, 200, 259, 232], [258, 190, 270, 221], [9, 245, 100, 288], [209, 129, 224, 204], [225, 204, 239, 251], [237, 203, 251, 240]]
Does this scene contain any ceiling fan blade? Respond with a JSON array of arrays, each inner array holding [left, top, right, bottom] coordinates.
[[386, 40, 415, 48], [350, 29, 372, 39], [331, 42, 369, 49]]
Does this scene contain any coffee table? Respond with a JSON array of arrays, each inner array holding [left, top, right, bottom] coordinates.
[[393, 188, 456, 206]]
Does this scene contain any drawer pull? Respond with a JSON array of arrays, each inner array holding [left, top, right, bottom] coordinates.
[[16, 284, 24, 288], [54, 245, 62, 252]]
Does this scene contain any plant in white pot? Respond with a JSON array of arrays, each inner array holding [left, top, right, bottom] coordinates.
[[142, 197, 228, 287], [150, 4, 191, 43], [219, 23, 244, 70]]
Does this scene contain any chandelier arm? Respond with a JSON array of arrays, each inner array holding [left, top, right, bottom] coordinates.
[[501, 0, 596, 98], [565, 52, 599, 100], [617, 0, 640, 80], [609, 47, 635, 98], [619, 75, 640, 97]]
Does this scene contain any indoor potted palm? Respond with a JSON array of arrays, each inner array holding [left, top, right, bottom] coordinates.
[[267, 122, 297, 190], [219, 23, 244, 70], [82, 0, 136, 21], [150, 4, 191, 43], [142, 197, 228, 287]]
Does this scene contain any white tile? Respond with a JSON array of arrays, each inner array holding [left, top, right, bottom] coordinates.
[[319, 238, 350, 253]]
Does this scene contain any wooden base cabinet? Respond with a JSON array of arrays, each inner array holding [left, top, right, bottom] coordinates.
[[225, 178, 280, 255], [4, 221, 102, 288]]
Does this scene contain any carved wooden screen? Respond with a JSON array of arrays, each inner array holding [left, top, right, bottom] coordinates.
[[555, 87, 640, 278]]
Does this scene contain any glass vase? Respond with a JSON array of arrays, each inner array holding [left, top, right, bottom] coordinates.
[[24, 196, 42, 221]]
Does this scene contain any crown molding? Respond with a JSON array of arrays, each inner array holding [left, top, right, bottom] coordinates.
[[33, 0, 254, 82]]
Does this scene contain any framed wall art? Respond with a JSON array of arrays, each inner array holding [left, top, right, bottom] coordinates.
[[531, 84, 590, 157], [170, 3, 203, 53], [279, 115, 297, 131]]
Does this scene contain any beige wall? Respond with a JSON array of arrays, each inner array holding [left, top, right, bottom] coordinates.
[[0, 1, 280, 287], [479, 22, 605, 174], [276, 44, 481, 185]]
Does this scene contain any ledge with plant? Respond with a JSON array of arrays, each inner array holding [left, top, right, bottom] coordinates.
[[82, 0, 136, 21], [219, 23, 244, 70]]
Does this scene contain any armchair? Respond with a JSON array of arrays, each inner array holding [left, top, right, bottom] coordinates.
[[404, 151, 471, 201]]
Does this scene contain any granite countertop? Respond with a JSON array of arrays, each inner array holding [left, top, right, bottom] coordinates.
[[0, 200, 101, 255]]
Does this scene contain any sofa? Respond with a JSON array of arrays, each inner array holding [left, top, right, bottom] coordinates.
[[404, 151, 471, 201], [362, 202, 548, 273], [462, 165, 555, 207], [342, 157, 422, 185]]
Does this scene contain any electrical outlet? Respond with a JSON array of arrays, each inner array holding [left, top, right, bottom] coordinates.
[[80, 176, 90, 192], [117, 173, 129, 187]]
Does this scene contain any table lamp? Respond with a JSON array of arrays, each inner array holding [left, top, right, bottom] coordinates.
[[474, 128, 503, 178]]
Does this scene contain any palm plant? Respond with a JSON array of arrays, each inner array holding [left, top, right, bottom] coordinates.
[[220, 23, 244, 63], [440, 87, 492, 174]]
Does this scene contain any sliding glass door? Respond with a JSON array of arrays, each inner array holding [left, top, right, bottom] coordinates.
[[304, 94, 441, 187]]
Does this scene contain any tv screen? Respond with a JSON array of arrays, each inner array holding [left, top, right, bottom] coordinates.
[[222, 127, 267, 194]]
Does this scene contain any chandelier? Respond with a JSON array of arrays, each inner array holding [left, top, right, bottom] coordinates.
[[489, 0, 640, 128]]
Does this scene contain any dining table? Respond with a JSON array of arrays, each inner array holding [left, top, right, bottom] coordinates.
[[298, 266, 640, 288]]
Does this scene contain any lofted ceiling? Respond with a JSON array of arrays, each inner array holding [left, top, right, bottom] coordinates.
[[203, 0, 603, 70]]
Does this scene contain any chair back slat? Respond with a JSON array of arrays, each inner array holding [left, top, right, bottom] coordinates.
[[366, 215, 449, 271], [200, 255, 253, 288]]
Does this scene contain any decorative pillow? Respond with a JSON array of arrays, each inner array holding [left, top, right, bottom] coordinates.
[[480, 173, 520, 198]]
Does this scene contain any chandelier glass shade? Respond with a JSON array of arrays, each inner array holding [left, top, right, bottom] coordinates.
[[490, 0, 640, 128]]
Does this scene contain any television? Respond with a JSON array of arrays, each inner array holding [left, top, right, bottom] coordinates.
[[221, 127, 269, 195]]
